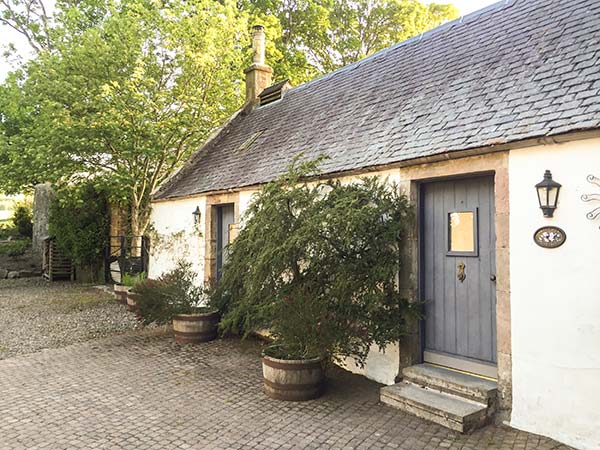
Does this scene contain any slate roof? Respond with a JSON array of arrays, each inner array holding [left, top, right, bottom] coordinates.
[[154, 0, 600, 200]]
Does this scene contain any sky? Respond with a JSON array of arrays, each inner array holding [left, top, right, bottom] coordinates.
[[0, 0, 500, 82], [444, 0, 502, 15]]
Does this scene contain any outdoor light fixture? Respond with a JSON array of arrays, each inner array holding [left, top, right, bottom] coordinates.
[[192, 206, 202, 224], [536, 170, 561, 218]]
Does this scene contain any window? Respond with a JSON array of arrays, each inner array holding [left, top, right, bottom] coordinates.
[[447, 209, 478, 256]]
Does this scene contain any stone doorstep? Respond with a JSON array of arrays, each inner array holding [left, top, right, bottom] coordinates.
[[402, 364, 498, 406], [380, 383, 489, 433]]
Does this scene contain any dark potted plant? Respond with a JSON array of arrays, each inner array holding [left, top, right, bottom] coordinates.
[[133, 262, 219, 343], [212, 159, 416, 401]]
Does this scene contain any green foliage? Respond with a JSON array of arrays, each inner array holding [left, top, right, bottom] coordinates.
[[0, 238, 30, 256], [213, 158, 417, 364], [0, 222, 18, 240], [242, 0, 459, 81], [132, 278, 174, 325], [133, 261, 214, 325], [48, 183, 109, 267], [121, 272, 147, 288], [11, 200, 32, 238], [0, 0, 257, 237]]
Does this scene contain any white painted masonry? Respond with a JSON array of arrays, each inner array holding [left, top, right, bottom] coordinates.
[[149, 136, 600, 448], [509, 137, 600, 450], [148, 196, 206, 284]]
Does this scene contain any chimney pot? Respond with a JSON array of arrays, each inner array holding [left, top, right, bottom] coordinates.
[[251, 25, 266, 65], [244, 24, 273, 106]]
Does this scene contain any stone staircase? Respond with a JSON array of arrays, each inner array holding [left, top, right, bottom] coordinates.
[[380, 363, 498, 433]]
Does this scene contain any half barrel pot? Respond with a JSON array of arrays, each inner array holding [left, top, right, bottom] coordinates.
[[126, 291, 143, 320], [113, 284, 130, 305], [172, 311, 219, 344], [261, 354, 324, 401]]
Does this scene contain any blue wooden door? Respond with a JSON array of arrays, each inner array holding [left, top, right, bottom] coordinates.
[[421, 176, 497, 377]]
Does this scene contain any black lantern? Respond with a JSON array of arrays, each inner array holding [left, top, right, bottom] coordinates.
[[192, 206, 201, 224], [535, 170, 561, 218]]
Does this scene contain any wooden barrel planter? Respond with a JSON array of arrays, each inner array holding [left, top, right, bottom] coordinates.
[[262, 354, 324, 401], [126, 291, 143, 320], [113, 284, 130, 305], [126, 291, 138, 312], [172, 311, 219, 344]]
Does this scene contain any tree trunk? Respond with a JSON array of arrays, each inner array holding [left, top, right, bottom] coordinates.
[[130, 204, 142, 258], [129, 203, 151, 258]]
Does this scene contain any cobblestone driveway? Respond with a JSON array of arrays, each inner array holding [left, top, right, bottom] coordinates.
[[0, 325, 571, 450]]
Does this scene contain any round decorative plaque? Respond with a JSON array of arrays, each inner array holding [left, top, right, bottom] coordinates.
[[533, 226, 566, 248]]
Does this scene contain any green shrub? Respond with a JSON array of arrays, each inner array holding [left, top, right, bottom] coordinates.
[[121, 272, 147, 287], [11, 201, 33, 238], [133, 261, 212, 325], [0, 222, 18, 240], [0, 239, 30, 256], [212, 158, 417, 365], [48, 184, 109, 269]]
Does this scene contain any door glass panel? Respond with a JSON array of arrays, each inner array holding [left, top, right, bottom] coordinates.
[[449, 211, 475, 252]]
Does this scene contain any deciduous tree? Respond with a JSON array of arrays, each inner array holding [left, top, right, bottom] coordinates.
[[243, 0, 459, 82], [0, 0, 255, 239]]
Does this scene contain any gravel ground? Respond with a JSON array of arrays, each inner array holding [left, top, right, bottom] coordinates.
[[0, 278, 140, 359]]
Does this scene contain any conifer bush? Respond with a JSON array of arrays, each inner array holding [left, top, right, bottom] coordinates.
[[212, 159, 417, 366]]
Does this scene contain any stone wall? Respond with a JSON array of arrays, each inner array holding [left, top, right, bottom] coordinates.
[[32, 183, 53, 267]]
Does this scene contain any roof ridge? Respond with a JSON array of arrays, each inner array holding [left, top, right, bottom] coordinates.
[[290, 0, 516, 95]]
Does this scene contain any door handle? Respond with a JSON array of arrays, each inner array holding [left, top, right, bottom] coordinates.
[[490, 274, 496, 282], [457, 262, 466, 283]]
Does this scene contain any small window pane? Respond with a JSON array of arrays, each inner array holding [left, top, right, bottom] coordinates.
[[449, 212, 475, 252]]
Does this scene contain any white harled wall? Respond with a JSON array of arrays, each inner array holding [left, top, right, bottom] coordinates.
[[509, 137, 600, 450], [148, 196, 207, 284]]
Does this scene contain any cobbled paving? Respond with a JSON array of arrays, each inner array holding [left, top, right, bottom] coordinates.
[[0, 327, 572, 450]]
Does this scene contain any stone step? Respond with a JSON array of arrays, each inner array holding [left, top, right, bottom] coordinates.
[[402, 364, 497, 406], [380, 382, 489, 433]]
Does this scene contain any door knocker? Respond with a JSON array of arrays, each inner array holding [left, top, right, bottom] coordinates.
[[457, 262, 466, 283]]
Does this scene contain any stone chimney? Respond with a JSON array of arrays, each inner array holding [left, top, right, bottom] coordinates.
[[244, 25, 273, 105]]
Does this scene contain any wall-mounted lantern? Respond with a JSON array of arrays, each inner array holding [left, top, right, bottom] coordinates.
[[536, 170, 561, 218], [192, 206, 202, 224]]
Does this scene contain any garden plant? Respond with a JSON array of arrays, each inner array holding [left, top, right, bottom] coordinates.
[[133, 262, 219, 343], [212, 158, 418, 398]]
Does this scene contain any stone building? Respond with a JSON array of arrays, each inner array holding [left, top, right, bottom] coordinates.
[[148, 1, 600, 448]]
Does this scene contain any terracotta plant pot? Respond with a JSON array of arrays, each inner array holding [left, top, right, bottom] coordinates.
[[172, 310, 219, 344], [113, 284, 131, 305], [262, 353, 324, 401]]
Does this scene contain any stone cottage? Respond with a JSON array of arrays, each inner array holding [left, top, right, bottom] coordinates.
[[149, 0, 600, 448]]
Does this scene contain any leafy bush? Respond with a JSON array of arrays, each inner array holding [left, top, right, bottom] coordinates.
[[133, 261, 213, 325], [0, 222, 19, 240], [11, 201, 33, 238], [212, 159, 417, 365], [121, 272, 147, 287], [48, 184, 109, 268], [0, 239, 31, 256]]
